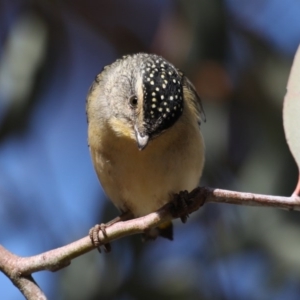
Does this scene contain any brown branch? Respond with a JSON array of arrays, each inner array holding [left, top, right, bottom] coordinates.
[[203, 187, 300, 210], [0, 246, 47, 300], [1, 186, 300, 299]]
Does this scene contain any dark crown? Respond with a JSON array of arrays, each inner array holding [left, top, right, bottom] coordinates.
[[141, 56, 184, 137]]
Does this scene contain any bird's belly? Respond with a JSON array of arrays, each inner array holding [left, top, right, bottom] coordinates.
[[94, 134, 204, 217]]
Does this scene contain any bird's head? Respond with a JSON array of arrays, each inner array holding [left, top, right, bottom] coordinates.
[[87, 53, 185, 150]]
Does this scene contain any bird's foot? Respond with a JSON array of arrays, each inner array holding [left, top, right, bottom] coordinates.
[[89, 224, 111, 253], [171, 190, 190, 223], [89, 211, 133, 253]]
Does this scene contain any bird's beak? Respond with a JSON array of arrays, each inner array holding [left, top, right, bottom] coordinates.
[[134, 126, 149, 150]]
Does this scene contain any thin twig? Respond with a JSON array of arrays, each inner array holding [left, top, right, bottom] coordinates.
[[203, 187, 300, 210]]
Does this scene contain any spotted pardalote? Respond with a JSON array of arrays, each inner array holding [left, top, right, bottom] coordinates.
[[86, 53, 205, 241]]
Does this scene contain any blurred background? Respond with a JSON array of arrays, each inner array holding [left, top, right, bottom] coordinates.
[[1, 0, 300, 299]]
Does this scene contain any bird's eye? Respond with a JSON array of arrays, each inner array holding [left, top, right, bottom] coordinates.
[[129, 95, 138, 108]]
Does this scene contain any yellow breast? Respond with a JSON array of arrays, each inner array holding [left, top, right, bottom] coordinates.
[[88, 102, 205, 217]]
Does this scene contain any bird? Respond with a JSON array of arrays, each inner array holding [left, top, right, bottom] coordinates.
[[86, 53, 205, 244]]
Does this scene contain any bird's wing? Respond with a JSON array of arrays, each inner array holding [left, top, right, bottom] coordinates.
[[182, 73, 206, 125]]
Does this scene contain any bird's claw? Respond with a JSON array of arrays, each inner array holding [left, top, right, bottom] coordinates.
[[89, 224, 111, 253], [171, 190, 190, 223]]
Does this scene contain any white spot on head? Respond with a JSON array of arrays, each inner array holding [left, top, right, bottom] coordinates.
[[152, 98, 157, 102], [158, 107, 163, 112], [162, 84, 166, 89], [175, 95, 178, 99], [166, 108, 170, 112], [170, 96, 173, 100], [161, 74, 165, 78], [152, 92, 156, 96], [164, 80, 168, 84], [163, 114, 167, 118], [173, 79, 176, 83], [150, 81, 154, 85], [161, 95, 164, 99], [152, 104, 156, 108], [150, 110, 154, 114], [156, 87, 159, 91], [163, 102, 167, 106], [150, 73, 154, 77]]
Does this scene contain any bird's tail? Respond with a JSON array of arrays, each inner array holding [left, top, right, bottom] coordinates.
[[143, 221, 173, 241]]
